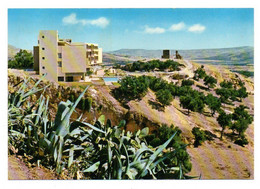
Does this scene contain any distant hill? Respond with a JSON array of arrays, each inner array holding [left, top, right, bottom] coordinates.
[[8, 44, 20, 60], [8, 44, 253, 66], [8, 44, 32, 60], [108, 46, 254, 65]]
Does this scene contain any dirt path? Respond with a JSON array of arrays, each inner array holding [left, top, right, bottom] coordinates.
[[8, 155, 58, 180], [178, 59, 195, 78]]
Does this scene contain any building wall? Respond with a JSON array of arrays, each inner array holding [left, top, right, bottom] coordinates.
[[98, 48, 102, 64], [62, 45, 87, 73], [35, 30, 102, 82], [33, 46, 39, 73], [38, 30, 58, 82]]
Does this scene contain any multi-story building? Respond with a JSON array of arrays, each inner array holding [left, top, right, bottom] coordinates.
[[33, 30, 102, 82]]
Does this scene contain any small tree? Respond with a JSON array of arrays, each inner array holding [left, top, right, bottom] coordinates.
[[193, 66, 206, 80], [180, 95, 204, 115], [205, 94, 221, 116], [8, 49, 33, 69], [113, 76, 149, 101], [216, 88, 232, 103], [217, 112, 232, 139], [168, 84, 179, 99], [192, 127, 206, 147], [231, 105, 253, 137], [155, 89, 173, 106], [181, 79, 194, 87], [237, 86, 248, 101], [220, 81, 234, 89], [180, 95, 194, 115], [203, 75, 217, 89]]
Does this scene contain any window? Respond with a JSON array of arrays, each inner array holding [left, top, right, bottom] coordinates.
[[58, 77, 64, 81], [42, 36, 44, 38], [38, 40, 39, 44], [42, 66, 45, 69], [66, 76, 73, 82], [42, 47, 45, 50], [42, 57, 45, 60], [58, 53, 62, 58], [58, 61, 62, 67]]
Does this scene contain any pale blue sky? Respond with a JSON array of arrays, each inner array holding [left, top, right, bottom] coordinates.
[[8, 8, 254, 52]]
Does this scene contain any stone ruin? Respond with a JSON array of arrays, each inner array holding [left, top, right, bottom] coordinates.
[[161, 50, 170, 59], [175, 50, 182, 59]]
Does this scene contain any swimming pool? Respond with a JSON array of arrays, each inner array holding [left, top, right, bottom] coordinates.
[[103, 77, 120, 82]]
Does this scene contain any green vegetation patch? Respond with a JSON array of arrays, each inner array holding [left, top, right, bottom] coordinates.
[[122, 59, 184, 72], [231, 70, 254, 77], [8, 49, 33, 69]]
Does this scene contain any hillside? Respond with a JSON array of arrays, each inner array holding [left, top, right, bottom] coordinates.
[[8, 44, 253, 68], [8, 44, 20, 60], [8, 56, 254, 179], [108, 46, 254, 65]]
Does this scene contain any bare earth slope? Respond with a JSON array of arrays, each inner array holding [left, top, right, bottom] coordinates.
[[8, 155, 59, 180], [123, 60, 254, 179]]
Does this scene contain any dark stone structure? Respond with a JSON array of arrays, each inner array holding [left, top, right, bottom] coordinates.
[[161, 50, 170, 59], [175, 50, 182, 59]]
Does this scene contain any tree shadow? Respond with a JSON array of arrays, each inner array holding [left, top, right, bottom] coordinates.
[[148, 100, 165, 112], [204, 130, 217, 140], [176, 107, 189, 116], [225, 132, 239, 141], [196, 84, 209, 91], [202, 111, 212, 117]]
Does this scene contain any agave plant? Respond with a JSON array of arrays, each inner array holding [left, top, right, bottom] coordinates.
[[71, 115, 192, 179], [8, 75, 194, 179]]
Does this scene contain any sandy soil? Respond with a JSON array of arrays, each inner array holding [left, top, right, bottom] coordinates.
[[8, 155, 58, 180]]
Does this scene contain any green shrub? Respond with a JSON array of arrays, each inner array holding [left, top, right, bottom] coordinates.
[[203, 75, 217, 89], [234, 136, 249, 147], [155, 89, 173, 106], [193, 66, 206, 80], [8, 49, 34, 69], [112, 76, 149, 102], [181, 79, 194, 87], [85, 97, 92, 112], [122, 59, 182, 72], [150, 138, 161, 147], [192, 127, 207, 147], [205, 94, 221, 116]]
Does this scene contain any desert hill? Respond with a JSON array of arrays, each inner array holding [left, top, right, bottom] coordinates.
[[108, 46, 253, 65]]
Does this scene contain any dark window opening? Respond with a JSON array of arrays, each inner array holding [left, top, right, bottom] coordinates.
[[58, 61, 62, 67], [42, 36, 44, 38], [42, 47, 45, 50], [66, 76, 73, 82], [58, 77, 64, 82], [58, 53, 62, 58], [42, 57, 45, 60], [42, 66, 45, 69]]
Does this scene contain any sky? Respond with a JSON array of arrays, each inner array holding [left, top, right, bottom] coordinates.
[[8, 8, 254, 52]]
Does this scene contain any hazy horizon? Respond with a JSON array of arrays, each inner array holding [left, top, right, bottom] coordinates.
[[8, 43, 253, 53]]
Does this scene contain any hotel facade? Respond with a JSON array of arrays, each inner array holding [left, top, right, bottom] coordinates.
[[33, 30, 102, 82]]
